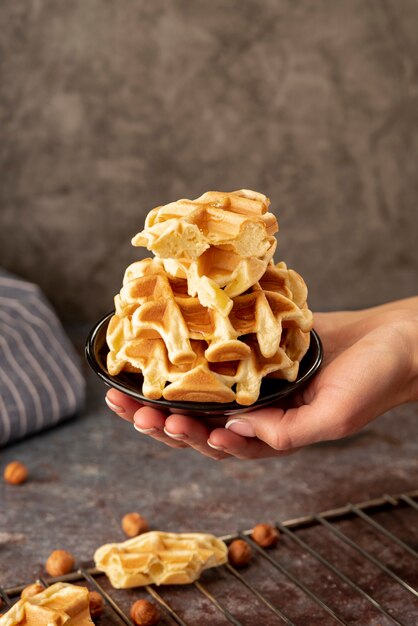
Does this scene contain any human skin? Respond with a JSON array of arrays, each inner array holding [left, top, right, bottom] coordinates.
[[105, 298, 418, 461]]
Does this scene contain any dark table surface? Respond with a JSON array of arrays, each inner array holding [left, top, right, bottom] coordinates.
[[1, 350, 417, 625]]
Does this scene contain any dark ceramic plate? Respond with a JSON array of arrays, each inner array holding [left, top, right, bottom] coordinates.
[[86, 312, 323, 417]]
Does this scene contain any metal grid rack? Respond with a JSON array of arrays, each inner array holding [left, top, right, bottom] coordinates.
[[1, 490, 417, 625]]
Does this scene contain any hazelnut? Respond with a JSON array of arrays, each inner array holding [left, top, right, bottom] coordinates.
[[251, 523, 280, 548], [89, 591, 104, 619], [4, 461, 28, 485], [228, 539, 252, 567], [21, 583, 44, 599], [45, 550, 75, 576], [130, 599, 161, 626], [122, 512, 149, 537]]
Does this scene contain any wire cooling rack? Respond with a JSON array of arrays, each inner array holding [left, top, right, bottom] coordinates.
[[1, 491, 417, 625]]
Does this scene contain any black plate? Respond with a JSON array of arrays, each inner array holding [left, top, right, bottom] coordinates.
[[85, 312, 323, 417]]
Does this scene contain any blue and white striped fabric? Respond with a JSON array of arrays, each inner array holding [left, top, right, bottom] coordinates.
[[0, 269, 85, 447]]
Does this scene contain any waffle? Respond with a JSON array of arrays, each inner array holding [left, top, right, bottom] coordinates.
[[162, 237, 277, 314], [94, 531, 227, 588], [0, 583, 93, 626], [133, 189, 278, 259], [132, 190, 278, 314], [107, 259, 312, 405]]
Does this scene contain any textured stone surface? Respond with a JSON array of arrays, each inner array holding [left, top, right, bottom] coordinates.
[[0, 353, 417, 623], [1, 1, 417, 323]]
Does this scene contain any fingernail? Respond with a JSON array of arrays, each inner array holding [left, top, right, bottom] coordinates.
[[207, 440, 225, 451], [105, 396, 125, 413], [163, 427, 188, 440], [225, 419, 256, 437], [133, 423, 159, 434]]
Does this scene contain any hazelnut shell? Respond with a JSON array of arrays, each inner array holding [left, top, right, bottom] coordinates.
[[122, 512, 149, 538], [130, 599, 161, 626], [4, 461, 28, 485], [251, 523, 280, 548], [45, 550, 75, 576], [89, 591, 104, 619], [21, 583, 44, 599], [228, 539, 252, 567]]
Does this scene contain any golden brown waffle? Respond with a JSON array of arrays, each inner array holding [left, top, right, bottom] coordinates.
[[0, 583, 93, 626], [162, 238, 277, 314], [132, 190, 278, 314], [133, 189, 277, 258], [94, 531, 227, 588], [107, 258, 312, 405]]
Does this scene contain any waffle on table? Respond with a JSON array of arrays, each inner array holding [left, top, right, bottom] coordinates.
[[0, 583, 93, 626], [94, 531, 227, 588], [107, 190, 313, 405]]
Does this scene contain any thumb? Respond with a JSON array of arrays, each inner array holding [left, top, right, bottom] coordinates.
[[225, 386, 353, 451]]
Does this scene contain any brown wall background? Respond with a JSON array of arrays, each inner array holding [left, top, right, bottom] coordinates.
[[1, 1, 417, 324]]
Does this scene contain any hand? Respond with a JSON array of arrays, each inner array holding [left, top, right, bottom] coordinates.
[[105, 300, 418, 460]]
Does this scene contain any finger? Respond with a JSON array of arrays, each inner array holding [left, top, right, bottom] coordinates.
[[219, 331, 371, 451], [105, 389, 143, 422], [223, 383, 353, 452], [223, 329, 399, 451], [207, 427, 300, 459], [133, 407, 188, 449], [164, 414, 229, 460]]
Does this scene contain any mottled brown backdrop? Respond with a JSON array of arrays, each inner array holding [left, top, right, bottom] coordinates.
[[1, 0, 417, 323]]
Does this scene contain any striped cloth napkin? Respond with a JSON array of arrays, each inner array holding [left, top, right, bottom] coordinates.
[[0, 269, 85, 447]]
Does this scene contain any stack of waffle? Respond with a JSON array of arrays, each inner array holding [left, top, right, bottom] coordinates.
[[107, 190, 313, 405]]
